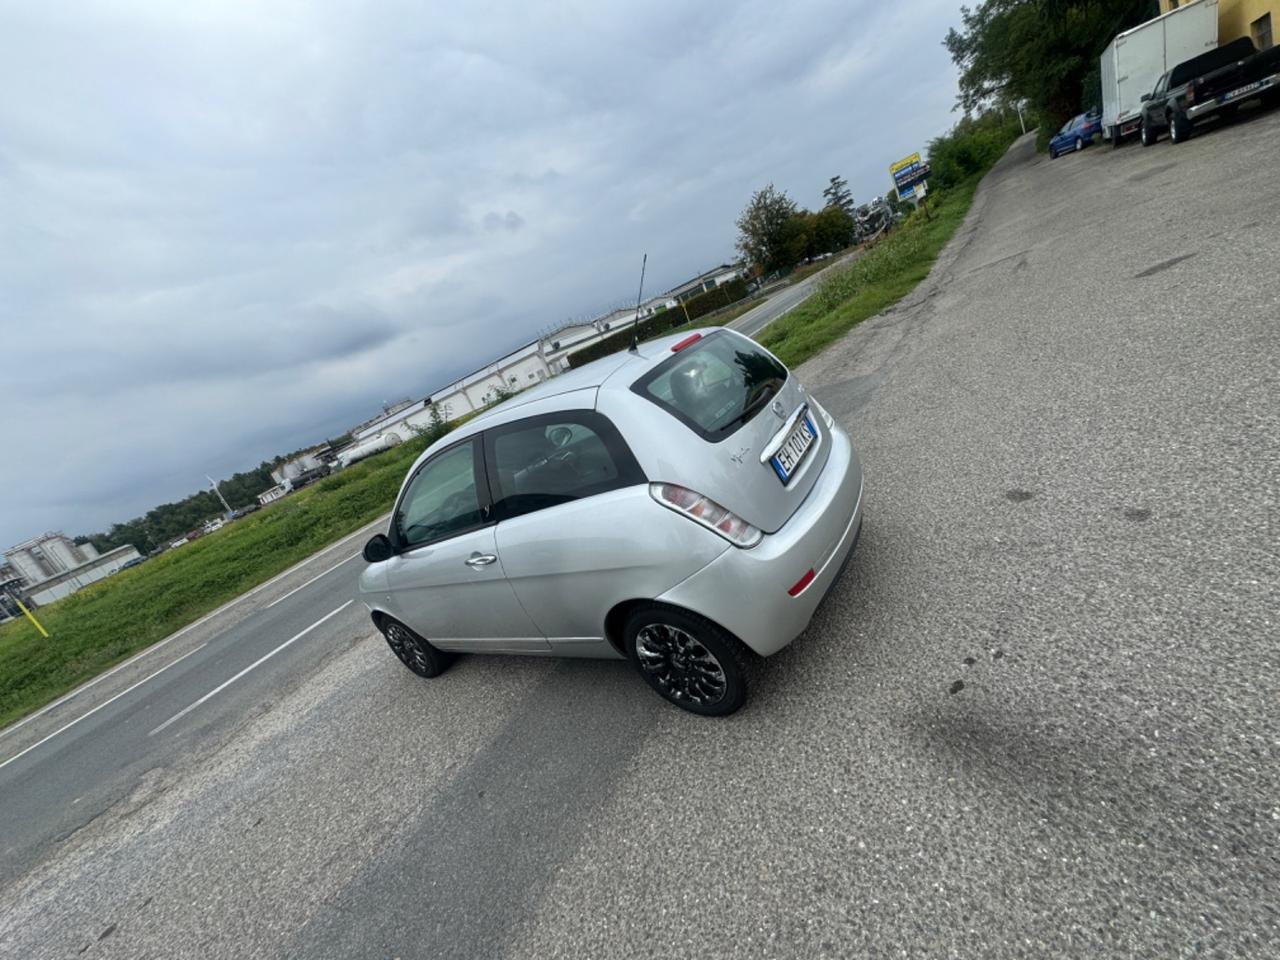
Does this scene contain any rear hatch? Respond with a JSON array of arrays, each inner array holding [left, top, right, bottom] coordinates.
[[629, 329, 830, 533]]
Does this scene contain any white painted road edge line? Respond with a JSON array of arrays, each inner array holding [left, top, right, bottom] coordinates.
[[148, 600, 354, 737], [0, 643, 208, 772], [0, 515, 385, 743], [266, 553, 360, 609]]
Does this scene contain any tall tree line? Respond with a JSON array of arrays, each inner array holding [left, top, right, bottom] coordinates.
[[77, 433, 352, 555], [944, 0, 1159, 130]]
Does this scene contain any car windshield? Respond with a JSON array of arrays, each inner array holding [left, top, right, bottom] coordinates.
[[633, 332, 787, 441]]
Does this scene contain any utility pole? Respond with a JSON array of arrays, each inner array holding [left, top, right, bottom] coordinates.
[[3, 582, 48, 638], [207, 475, 234, 515]]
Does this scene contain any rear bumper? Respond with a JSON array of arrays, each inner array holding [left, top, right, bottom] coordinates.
[[657, 423, 864, 656], [1188, 72, 1280, 120]]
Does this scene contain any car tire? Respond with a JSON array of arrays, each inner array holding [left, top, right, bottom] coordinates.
[[1074, 136, 1083, 152], [623, 605, 750, 717], [379, 616, 452, 678], [1048, 146, 1056, 159], [1169, 110, 1192, 144], [1140, 121, 1155, 147]]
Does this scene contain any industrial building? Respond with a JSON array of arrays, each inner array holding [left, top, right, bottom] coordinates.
[[1, 532, 142, 612], [336, 262, 748, 464]]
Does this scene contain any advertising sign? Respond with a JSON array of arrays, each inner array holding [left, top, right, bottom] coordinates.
[[890, 152, 931, 201]]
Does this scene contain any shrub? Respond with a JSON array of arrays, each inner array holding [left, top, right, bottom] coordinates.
[[566, 278, 749, 369]]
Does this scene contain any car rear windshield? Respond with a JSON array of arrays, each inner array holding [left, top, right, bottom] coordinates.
[[631, 332, 787, 442]]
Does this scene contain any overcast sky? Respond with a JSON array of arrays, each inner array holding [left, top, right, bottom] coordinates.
[[0, 0, 962, 547]]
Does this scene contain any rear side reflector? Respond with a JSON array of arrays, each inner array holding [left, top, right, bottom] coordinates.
[[671, 333, 702, 352], [787, 568, 816, 597]]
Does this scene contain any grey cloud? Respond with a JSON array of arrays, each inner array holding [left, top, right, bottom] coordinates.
[[482, 210, 525, 232], [1, 0, 963, 546]]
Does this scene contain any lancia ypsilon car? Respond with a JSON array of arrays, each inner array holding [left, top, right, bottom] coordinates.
[[359, 327, 864, 715]]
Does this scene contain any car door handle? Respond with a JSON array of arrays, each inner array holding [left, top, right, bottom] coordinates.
[[465, 553, 498, 567]]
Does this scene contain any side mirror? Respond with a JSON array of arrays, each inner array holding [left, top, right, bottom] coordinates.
[[362, 534, 394, 563], [1140, 93, 1151, 102]]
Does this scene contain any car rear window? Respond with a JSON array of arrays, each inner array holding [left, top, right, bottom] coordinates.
[[631, 332, 787, 442]]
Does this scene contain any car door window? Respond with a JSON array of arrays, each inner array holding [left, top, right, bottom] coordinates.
[[486, 411, 644, 520], [395, 439, 487, 548]]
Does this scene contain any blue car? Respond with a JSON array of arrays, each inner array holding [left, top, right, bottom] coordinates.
[[1049, 110, 1102, 158]]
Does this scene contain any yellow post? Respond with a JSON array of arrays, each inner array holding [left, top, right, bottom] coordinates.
[[680, 299, 692, 326], [15, 598, 49, 638]]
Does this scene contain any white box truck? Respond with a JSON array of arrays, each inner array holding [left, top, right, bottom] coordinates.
[[1101, 0, 1218, 145]]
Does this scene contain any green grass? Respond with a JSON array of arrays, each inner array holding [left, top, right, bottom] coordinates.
[[0, 436, 436, 728], [663, 297, 761, 336], [757, 178, 980, 368]]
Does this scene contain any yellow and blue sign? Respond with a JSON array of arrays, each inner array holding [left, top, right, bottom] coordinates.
[[890, 152, 931, 201]]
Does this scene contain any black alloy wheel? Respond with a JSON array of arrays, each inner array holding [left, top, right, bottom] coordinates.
[[381, 617, 451, 678], [624, 606, 749, 716]]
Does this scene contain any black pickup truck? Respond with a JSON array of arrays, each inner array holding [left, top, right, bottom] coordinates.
[[1140, 37, 1280, 145]]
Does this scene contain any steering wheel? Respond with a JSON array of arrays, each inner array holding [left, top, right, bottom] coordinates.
[[438, 490, 474, 520]]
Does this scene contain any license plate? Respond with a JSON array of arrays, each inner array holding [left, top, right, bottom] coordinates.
[[770, 415, 816, 483], [1222, 81, 1261, 103]]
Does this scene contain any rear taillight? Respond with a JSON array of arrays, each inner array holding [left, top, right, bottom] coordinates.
[[1186, 87, 1195, 105], [650, 483, 762, 548]]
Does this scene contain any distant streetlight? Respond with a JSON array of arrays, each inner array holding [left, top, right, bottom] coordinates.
[[207, 476, 234, 515]]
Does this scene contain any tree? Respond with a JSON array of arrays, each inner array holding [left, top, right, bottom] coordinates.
[[822, 175, 855, 215], [811, 205, 856, 252], [944, 0, 1156, 134], [735, 184, 798, 273]]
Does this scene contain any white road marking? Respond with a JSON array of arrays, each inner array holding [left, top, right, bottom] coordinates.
[[266, 553, 360, 608], [148, 601, 354, 737], [0, 644, 208, 772], [0, 515, 385, 743]]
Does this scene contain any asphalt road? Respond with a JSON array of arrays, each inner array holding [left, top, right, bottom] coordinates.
[[729, 255, 853, 337], [3, 109, 1279, 959]]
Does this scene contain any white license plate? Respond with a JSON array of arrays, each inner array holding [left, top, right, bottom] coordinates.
[[1222, 81, 1261, 103], [770, 415, 817, 483]]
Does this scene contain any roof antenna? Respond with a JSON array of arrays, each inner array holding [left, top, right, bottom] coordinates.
[[628, 253, 647, 353]]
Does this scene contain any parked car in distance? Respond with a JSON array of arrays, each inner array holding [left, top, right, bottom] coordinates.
[[1141, 36, 1280, 145], [359, 327, 865, 716], [1049, 110, 1103, 158]]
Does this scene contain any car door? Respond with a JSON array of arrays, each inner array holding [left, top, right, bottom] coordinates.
[[1145, 74, 1169, 127], [1050, 122, 1064, 152], [484, 410, 723, 657], [381, 436, 549, 654]]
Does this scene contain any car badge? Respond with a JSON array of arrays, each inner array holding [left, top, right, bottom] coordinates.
[[771, 400, 786, 419], [729, 446, 750, 465]]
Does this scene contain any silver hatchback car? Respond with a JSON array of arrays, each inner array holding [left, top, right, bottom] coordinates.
[[359, 327, 864, 715]]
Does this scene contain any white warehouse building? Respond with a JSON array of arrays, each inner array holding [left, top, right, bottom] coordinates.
[[2, 532, 142, 607]]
